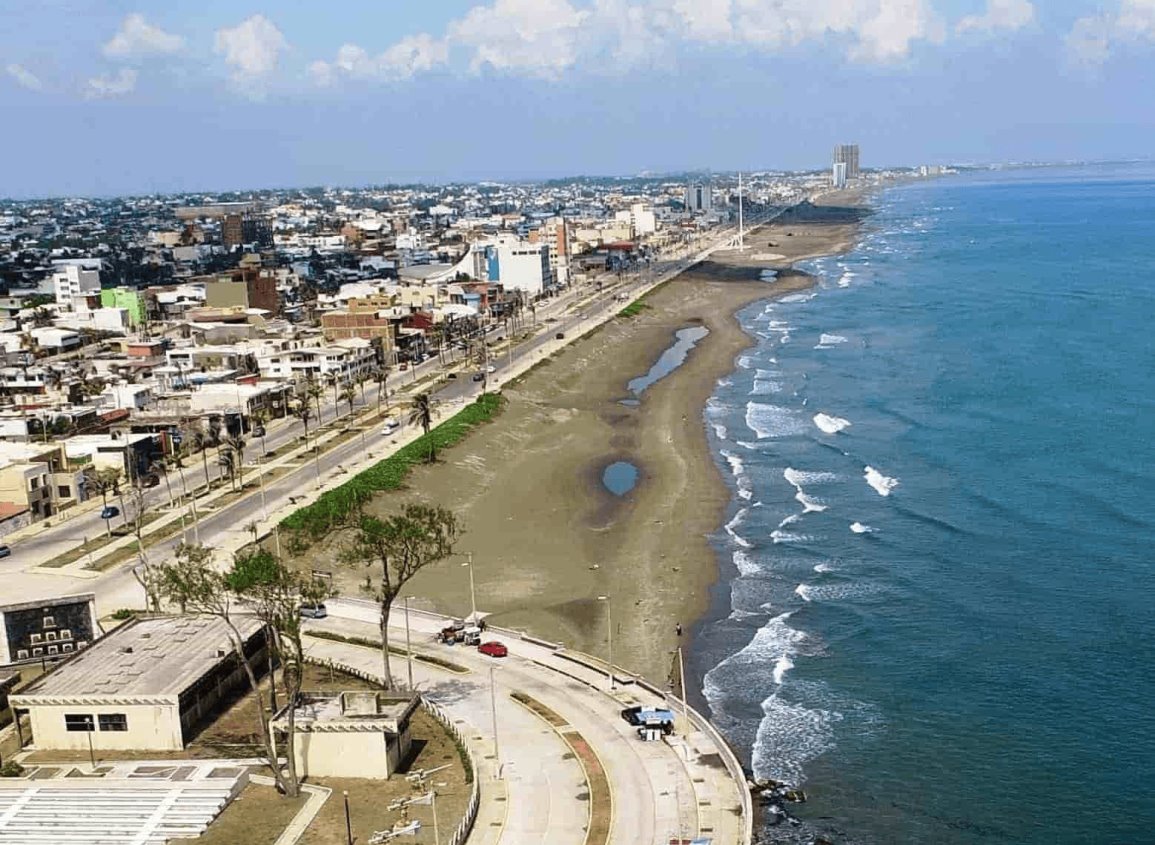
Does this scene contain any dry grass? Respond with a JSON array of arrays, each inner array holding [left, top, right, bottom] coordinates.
[[195, 783, 307, 845], [300, 709, 471, 845]]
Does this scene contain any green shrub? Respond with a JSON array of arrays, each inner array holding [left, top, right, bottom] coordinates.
[[111, 608, 136, 621], [618, 299, 649, 318], [0, 761, 25, 778], [281, 393, 505, 545]]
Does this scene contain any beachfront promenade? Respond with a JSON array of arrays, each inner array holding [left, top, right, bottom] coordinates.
[[305, 598, 752, 845], [0, 211, 785, 842]]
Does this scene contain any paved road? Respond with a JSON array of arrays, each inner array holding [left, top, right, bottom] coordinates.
[[303, 598, 740, 845]]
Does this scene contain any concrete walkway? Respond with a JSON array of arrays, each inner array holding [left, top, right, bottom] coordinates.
[[304, 599, 750, 845]]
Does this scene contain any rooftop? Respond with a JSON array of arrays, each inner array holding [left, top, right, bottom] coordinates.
[[13, 615, 264, 701], [272, 690, 419, 734]]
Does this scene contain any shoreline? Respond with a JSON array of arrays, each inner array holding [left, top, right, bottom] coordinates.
[[301, 190, 873, 688]]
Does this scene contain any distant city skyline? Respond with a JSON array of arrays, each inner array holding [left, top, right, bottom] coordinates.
[[3, 1, 1155, 197]]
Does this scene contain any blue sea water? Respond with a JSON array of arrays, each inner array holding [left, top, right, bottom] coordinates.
[[693, 164, 1155, 844]]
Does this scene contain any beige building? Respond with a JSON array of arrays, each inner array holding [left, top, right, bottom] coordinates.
[[10, 616, 268, 753], [271, 690, 417, 780]]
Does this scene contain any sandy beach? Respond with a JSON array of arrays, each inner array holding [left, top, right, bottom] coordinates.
[[308, 193, 869, 686]]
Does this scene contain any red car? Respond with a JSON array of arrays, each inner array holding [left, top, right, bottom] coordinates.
[[478, 641, 508, 658]]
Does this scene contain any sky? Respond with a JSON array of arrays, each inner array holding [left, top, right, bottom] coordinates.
[[2, 0, 1155, 197]]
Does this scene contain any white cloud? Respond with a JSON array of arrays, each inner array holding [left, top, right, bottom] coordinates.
[[6, 63, 43, 91], [85, 68, 138, 99], [731, 0, 942, 62], [102, 14, 184, 59], [310, 34, 449, 85], [447, 0, 591, 76], [956, 0, 1034, 33], [1068, 0, 1155, 64], [214, 14, 288, 91]]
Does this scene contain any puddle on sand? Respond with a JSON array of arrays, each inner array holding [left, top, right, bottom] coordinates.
[[602, 461, 639, 496], [626, 325, 709, 396]]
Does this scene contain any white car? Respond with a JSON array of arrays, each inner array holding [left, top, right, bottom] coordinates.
[[486, 365, 496, 373], [381, 418, 400, 434]]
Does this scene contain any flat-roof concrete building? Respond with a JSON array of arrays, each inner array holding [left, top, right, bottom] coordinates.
[[10, 615, 268, 752], [271, 690, 418, 780]]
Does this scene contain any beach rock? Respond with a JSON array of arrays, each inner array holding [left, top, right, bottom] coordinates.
[[784, 789, 807, 803], [764, 804, 788, 826]]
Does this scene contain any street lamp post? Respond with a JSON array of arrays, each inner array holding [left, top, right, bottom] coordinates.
[[404, 595, 414, 690], [489, 664, 502, 780], [597, 595, 614, 690], [462, 553, 477, 622], [343, 790, 353, 845]]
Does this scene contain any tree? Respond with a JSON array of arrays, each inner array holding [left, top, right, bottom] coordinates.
[[222, 435, 246, 491], [89, 467, 123, 539], [156, 543, 294, 796], [217, 448, 237, 492], [150, 457, 175, 509], [340, 505, 457, 689], [126, 486, 161, 612], [251, 408, 270, 455], [226, 548, 330, 797], [374, 367, 390, 413], [306, 377, 324, 428], [409, 393, 436, 463], [339, 384, 356, 420], [190, 428, 213, 492]]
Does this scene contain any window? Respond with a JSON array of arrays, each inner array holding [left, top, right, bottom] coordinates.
[[32, 648, 43, 657], [16, 649, 28, 660], [58, 485, 71, 498], [98, 714, 128, 732], [65, 714, 94, 732], [47, 645, 58, 655], [43, 616, 55, 628], [62, 643, 74, 653], [60, 629, 72, 640], [46, 631, 56, 642]]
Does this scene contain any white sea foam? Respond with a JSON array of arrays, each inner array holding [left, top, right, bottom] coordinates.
[[779, 293, 816, 304], [751, 378, 783, 396], [795, 492, 827, 513], [777, 514, 801, 529], [772, 655, 795, 685], [717, 377, 733, 388], [784, 468, 839, 486], [725, 507, 748, 534], [814, 561, 834, 573], [745, 403, 807, 439], [850, 522, 875, 534], [838, 273, 854, 288], [864, 466, 900, 497], [813, 413, 852, 435], [818, 333, 849, 347], [733, 550, 760, 576], [712, 423, 728, 440], [737, 355, 754, 369], [721, 449, 745, 478], [794, 584, 813, 602], [772, 530, 813, 544]]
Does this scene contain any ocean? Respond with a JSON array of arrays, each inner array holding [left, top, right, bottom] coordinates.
[[692, 164, 1155, 844]]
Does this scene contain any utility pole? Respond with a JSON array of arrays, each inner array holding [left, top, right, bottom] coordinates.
[[738, 172, 745, 251]]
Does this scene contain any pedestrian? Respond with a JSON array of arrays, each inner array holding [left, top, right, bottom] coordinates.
[[675, 622, 683, 637]]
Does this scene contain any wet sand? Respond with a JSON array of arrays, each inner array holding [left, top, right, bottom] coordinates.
[[313, 195, 869, 685]]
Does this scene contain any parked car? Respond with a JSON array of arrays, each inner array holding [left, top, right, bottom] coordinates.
[[620, 706, 675, 730], [478, 641, 508, 658], [555, 332, 565, 340], [0, 544, 10, 558], [299, 603, 328, 619], [100, 506, 120, 520], [446, 372, 457, 379], [252, 425, 266, 438], [471, 372, 484, 382], [486, 365, 496, 374]]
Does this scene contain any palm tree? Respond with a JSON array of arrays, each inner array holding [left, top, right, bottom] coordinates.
[[222, 435, 246, 491], [339, 384, 356, 420], [374, 367, 389, 413], [306, 377, 324, 428], [250, 408, 270, 456], [190, 429, 213, 493], [409, 393, 436, 463], [217, 449, 237, 492], [150, 457, 174, 509]]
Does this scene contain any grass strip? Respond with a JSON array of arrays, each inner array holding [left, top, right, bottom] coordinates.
[[281, 393, 504, 544], [617, 299, 649, 318], [305, 628, 469, 674]]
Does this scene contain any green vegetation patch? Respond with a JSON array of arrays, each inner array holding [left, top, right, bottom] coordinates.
[[618, 299, 650, 318], [281, 393, 505, 544]]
